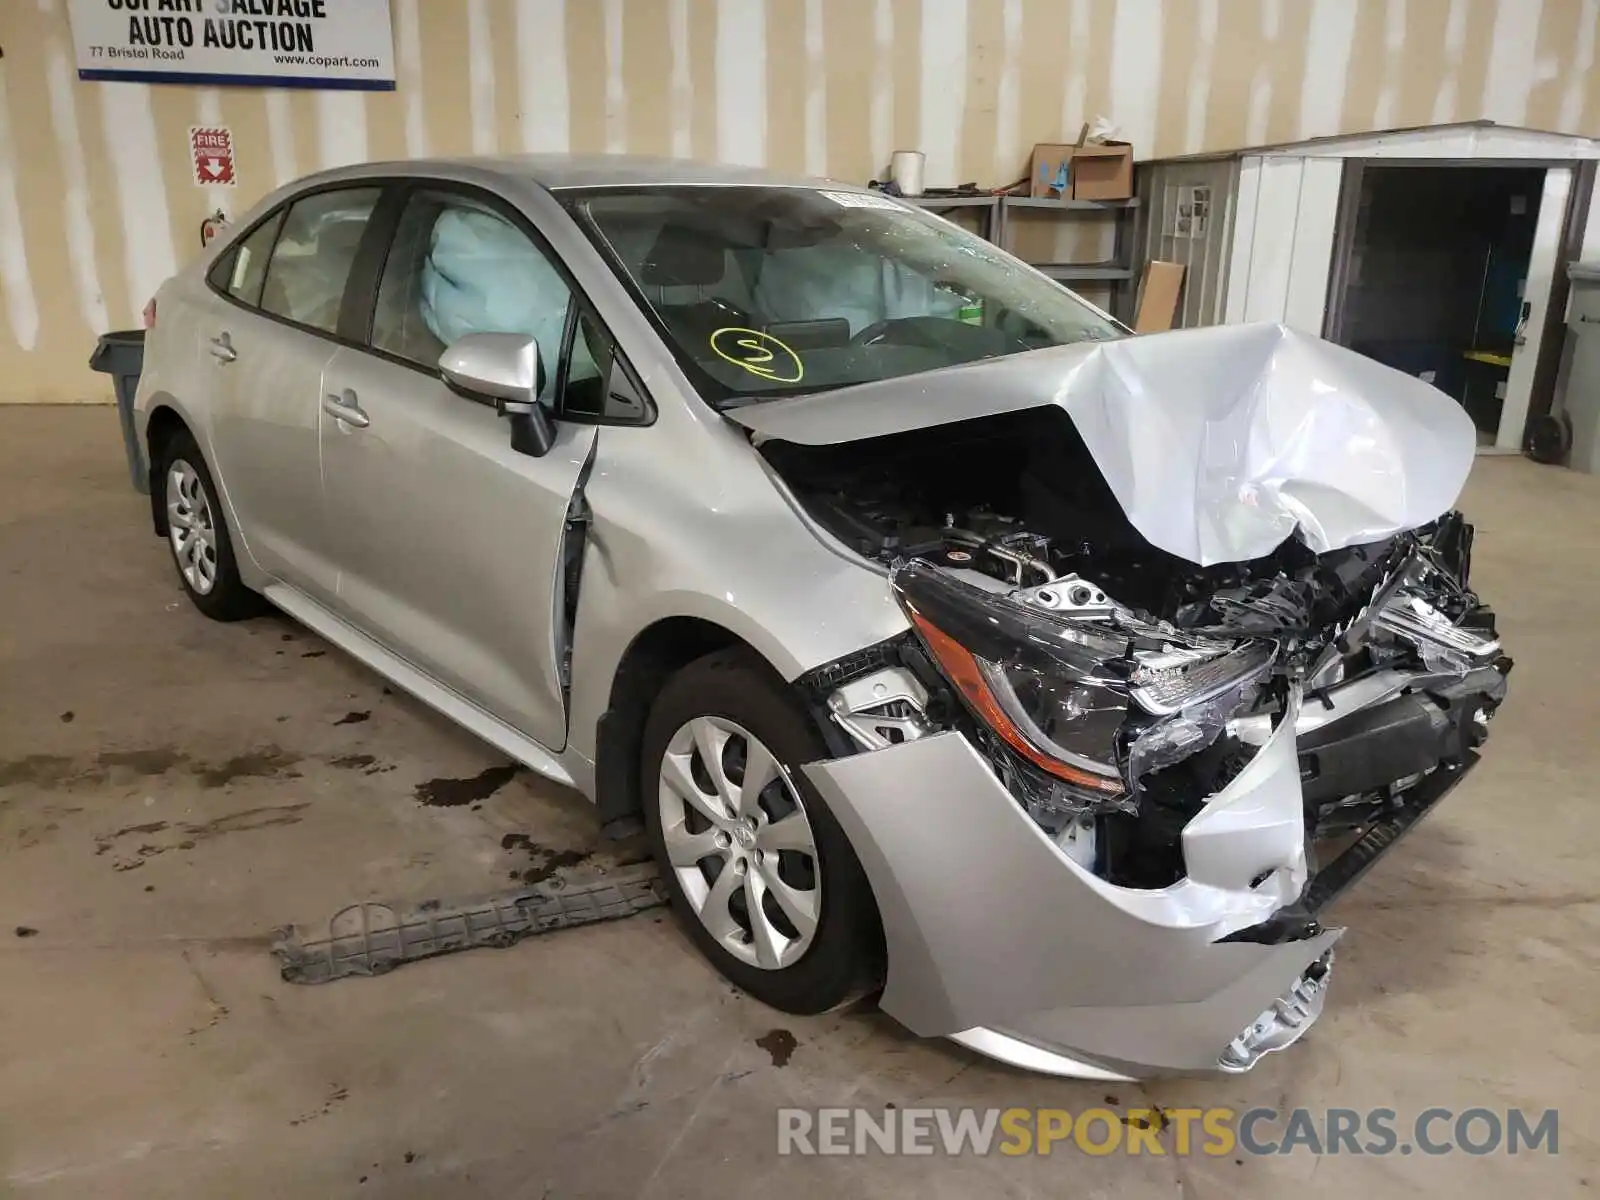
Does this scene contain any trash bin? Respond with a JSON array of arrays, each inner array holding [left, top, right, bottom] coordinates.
[[88, 329, 147, 493], [1536, 262, 1600, 471]]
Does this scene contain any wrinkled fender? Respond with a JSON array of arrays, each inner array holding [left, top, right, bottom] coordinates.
[[564, 414, 908, 775]]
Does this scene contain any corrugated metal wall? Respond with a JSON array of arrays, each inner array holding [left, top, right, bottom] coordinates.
[[1135, 157, 1240, 327], [3, 0, 1600, 402]]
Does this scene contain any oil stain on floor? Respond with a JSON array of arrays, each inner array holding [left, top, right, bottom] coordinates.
[[413, 764, 520, 808], [500, 833, 591, 885], [0, 746, 301, 791], [755, 1029, 798, 1067]]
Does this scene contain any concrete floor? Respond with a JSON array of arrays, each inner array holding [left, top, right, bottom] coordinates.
[[1, 405, 1596, 1198]]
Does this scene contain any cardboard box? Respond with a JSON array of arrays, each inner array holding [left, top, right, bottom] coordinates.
[[1028, 141, 1134, 201], [1029, 143, 1076, 197], [1134, 260, 1185, 333], [1066, 142, 1133, 200]]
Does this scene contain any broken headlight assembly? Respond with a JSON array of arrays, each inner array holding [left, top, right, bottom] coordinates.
[[890, 560, 1277, 828]]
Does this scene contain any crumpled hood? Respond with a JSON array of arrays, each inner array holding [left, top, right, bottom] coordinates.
[[724, 322, 1477, 566]]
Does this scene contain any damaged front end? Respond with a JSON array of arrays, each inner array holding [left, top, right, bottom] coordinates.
[[801, 513, 1507, 1077], [873, 512, 1508, 900], [779, 438, 1506, 1077], [753, 326, 1508, 1076]]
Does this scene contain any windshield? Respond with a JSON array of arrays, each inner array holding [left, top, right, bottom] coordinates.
[[570, 186, 1125, 406]]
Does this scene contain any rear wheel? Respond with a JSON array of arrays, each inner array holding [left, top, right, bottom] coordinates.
[[641, 648, 881, 1013], [156, 429, 261, 621]]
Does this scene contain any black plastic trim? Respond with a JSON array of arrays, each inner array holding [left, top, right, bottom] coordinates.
[[1221, 750, 1479, 945], [1303, 752, 1476, 913]]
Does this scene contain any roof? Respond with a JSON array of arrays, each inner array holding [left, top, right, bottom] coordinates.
[[1142, 120, 1600, 165], [315, 153, 846, 192]]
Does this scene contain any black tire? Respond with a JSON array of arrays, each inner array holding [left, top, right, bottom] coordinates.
[[640, 648, 883, 1014], [153, 427, 263, 622]]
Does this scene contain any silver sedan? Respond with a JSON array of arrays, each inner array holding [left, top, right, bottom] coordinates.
[[132, 155, 1509, 1079]]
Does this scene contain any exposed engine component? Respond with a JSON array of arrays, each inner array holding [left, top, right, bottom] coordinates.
[[770, 408, 1510, 892], [1218, 953, 1333, 1073], [826, 667, 931, 751], [763, 408, 1411, 655]]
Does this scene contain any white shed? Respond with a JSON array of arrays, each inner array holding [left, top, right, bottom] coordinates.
[[1134, 122, 1600, 452]]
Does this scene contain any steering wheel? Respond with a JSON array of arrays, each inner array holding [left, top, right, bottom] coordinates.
[[851, 314, 1040, 355], [700, 297, 753, 326], [850, 319, 893, 347], [850, 317, 956, 348]]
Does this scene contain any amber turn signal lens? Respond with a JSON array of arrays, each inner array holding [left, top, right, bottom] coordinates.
[[908, 609, 1124, 795]]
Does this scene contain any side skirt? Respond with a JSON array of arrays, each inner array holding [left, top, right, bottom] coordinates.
[[262, 582, 577, 790]]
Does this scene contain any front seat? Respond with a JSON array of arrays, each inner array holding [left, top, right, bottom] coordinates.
[[639, 223, 748, 341]]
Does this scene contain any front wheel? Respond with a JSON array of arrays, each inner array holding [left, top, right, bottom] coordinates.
[[640, 649, 882, 1014]]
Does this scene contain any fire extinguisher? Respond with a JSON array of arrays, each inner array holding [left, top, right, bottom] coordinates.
[[200, 208, 230, 247]]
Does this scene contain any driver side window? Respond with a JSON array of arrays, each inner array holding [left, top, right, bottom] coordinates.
[[372, 193, 571, 402], [370, 188, 651, 425]]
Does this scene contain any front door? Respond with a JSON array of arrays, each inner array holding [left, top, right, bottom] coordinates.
[[317, 188, 602, 750]]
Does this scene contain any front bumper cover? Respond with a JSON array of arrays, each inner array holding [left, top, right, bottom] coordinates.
[[804, 692, 1358, 1079]]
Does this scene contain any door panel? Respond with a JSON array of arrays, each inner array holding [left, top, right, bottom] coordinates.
[[205, 308, 340, 597], [1499, 167, 1570, 450], [318, 346, 597, 749]]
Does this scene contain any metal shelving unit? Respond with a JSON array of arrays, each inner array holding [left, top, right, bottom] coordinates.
[[899, 192, 1142, 319], [901, 194, 1001, 242], [997, 195, 1142, 319], [1031, 262, 1137, 281]]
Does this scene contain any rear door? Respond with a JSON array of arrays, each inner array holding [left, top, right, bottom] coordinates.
[[202, 185, 384, 599], [316, 185, 630, 750]]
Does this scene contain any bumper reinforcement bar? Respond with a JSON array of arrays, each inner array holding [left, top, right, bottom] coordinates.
[[273, 865, 667, 984], [1303, 751, 1477, 913], [1225, 751, 1477, 945]]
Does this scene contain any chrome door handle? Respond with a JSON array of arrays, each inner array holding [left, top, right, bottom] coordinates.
[[323, 390, 369, 429], [208, 332, 236, 363]]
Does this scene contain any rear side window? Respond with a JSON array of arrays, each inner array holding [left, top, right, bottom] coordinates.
[[209, 210, 284, 307], [259, 187, 381, 334]]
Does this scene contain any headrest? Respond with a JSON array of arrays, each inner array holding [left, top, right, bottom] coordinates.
[[640, 223, 726, 287], [318, 219, 367, 259]]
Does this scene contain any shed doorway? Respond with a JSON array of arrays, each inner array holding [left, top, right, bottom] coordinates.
[[1324, 163, 1565, 448]]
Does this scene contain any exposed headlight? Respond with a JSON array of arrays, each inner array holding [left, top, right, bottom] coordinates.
[[890, 561, 1276, 806], [976, 658, 1129, 789], [892, 561, 1130, 799], [1374, 592, 1500, 670], [1129, 640, 1276, 715]]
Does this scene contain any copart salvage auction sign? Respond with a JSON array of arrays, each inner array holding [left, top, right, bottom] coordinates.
[[67, 0, 395, 91]]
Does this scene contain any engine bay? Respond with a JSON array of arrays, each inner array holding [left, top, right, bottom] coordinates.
[[766, 408, 1512, 892], [761, 408, 1413, 642]]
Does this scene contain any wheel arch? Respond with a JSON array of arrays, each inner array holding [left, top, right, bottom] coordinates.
[[144, 400, 191, 536], [593, 616, 795, 834]]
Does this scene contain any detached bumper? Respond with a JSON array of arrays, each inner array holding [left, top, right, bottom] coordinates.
[[804, 694, 1346, 1078]]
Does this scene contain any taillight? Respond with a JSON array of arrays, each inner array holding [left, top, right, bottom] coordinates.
[[142, 298, 157, 329]]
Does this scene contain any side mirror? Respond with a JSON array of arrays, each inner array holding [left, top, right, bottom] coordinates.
[[439, 332, 556, 458]]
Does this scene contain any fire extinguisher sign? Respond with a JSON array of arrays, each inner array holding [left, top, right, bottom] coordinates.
[[190, 126, 236, 188]]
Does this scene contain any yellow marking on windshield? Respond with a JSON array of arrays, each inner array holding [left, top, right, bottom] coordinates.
[[709, 327, 804, 383]]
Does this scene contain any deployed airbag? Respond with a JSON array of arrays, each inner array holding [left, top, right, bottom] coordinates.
[[724, 323, 1477, 566], [751, 248, 965, 335], [422, 208, 569, 389]]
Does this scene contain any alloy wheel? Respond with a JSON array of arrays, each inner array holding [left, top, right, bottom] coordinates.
[[657, 716, 822, 970], [166, 459, 219, 596]]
